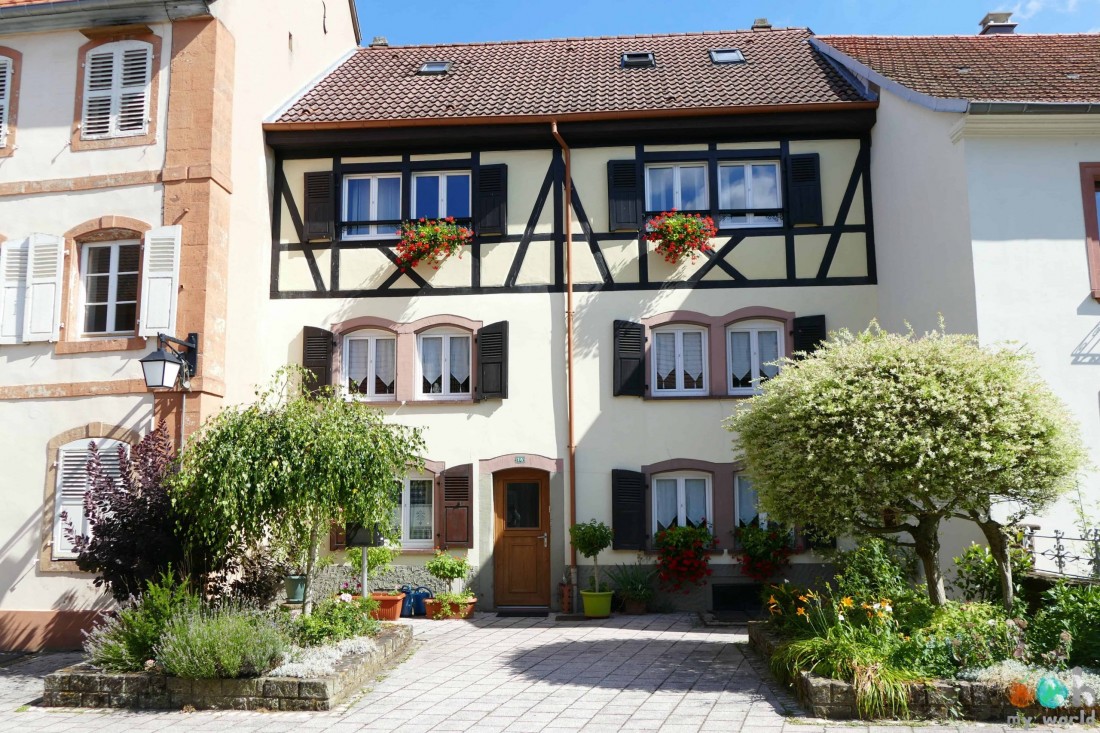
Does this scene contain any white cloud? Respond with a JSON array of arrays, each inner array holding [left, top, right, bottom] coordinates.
[[1012, 0, 1093, 17]]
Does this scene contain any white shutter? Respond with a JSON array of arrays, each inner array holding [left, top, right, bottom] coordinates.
[[0, 56, 12, 148], [0, 238, 28, 345], [52, 439, 126, 560], [81, 41, 152, 140], [139, 225, 181, 337], [21, 233, 63, 342]]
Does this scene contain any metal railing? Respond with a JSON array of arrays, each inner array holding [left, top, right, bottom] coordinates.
[[1022, 526, 1100, 579]]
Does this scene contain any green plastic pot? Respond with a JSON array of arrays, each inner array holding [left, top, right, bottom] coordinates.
[[284, 575, 306, 604], [579, 590, 614, 619]]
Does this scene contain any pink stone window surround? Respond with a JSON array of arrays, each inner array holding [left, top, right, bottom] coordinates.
[[331, 314, 483, 403], [641, 458, 743, 551], [641, 307, 795, 398]]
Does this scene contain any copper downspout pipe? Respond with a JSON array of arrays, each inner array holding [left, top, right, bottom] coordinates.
[[551, 121, 578, 597]]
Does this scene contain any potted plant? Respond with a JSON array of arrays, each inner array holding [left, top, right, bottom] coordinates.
[[570, 520, 614, 618], [643, 210, 717, 264], [395, 216, 473, 270], [655, 522, 717, 592], [607, 562, 656, 614], [270, 529, 310, 604], [423, 551, 476, 619], [734, 522, 793, 582], [349, 544, 407, 620]]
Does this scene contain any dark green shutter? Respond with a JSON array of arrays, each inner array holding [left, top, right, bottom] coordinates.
[[792, 315, 827, 355], [476, 321, 508, 400], [437, 464, 472, 549], [301, 326, 333, 395], [607, 160, 641, 232], [475, 164, 508, 236], [786, 153, 822, 226], [613, 320, 645, 397], [304, 172, 335, 241], [611, 469, 647, 550]]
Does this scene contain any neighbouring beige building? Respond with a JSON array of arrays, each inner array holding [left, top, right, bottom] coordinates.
[[0, 0, 359, 650]]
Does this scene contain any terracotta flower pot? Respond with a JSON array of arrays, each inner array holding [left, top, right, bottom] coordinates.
[[369, 592, 406, 621], [424, 597, 477, 620], [623, 598, 648, 615]]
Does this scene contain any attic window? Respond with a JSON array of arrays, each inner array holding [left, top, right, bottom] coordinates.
[[621, 51, 655, 68], [417, 61, 452, 75], [709, 49, 746, 64]]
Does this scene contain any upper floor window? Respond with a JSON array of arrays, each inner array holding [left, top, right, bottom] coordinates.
[[0, 54, 13, 149], [81, 40, 153, 140], [645, 163, 707, 212], [82, 241, 140, 335], [652, 472, 711, 535], [390, 475, 434, 548], [54, 438, 126, 559], [719, 162, 782, 228], [728, 320, 783, 395], [343, 174, 400, 239], [652, 326, 707, 396], [413, 172, 471, 220], [344, 330, 397, 399], [418, 329, 471, 398]]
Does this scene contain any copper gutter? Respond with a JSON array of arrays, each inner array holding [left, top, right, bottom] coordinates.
[[262, 101, 879, 131], [550, 121, 578, 590]]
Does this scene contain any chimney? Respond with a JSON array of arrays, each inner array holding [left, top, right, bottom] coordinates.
[[370, 35, 390, 47], [979, 12, 1017, 35], [751, 18, 772, 31]]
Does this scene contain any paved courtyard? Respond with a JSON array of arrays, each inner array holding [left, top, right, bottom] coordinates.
[[0, 613, 1088, 732]]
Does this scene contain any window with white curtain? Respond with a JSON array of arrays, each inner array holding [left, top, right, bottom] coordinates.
[[652, 326, 707, 396], [344, 330, 397, 400], [418, 329, 471, 397], [734, 474, 767, 528], [391, 475, 434, 547], [728, 320, 783, 395], [652, 473, 712, 535], [342, 174, 401, 239], [645, 163, 708, 212], [718, 161, 782, 228]]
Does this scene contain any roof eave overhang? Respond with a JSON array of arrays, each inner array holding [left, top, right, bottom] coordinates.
[[263, 100, 880, 132], [0, 0, 213, 34]]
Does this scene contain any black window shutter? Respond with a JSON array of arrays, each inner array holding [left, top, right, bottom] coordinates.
[[437, 464, 472, 549], [786, 153, 822, 226], [475, 164, 508, 236], [476, 321, 508, 400], [302, 325, 334, 395], [613, 320, 645, 397], [611, 469, 646, 550], [792, 315, 827, 355], [607, 160, 641, 232], [303, 172, 335, 241]]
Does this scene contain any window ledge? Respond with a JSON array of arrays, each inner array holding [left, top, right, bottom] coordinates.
[[642, 548, 726, 556], [398, 548, 438, 556], [410, 398, 477, 405], [643, 394, 752, 402], [55, 337, 146, 355]]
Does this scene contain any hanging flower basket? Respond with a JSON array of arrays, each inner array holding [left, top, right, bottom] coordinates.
[[394, 217, 473, 270], [644, 210, 717, 264]]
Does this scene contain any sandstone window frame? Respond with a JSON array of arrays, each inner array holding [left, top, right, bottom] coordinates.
[[71, 31, 162, 152], [0, 47, 22, 158]]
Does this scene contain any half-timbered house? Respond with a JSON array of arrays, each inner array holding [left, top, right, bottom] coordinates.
[[263, 26, 880, 612]]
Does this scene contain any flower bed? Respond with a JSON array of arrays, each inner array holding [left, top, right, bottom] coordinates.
[[43, 624, 411, 711]]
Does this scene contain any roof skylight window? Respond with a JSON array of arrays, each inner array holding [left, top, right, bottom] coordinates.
[[621, 51, 656, 68], [417, 61, 452, 75], [709, 48, 746, 64]]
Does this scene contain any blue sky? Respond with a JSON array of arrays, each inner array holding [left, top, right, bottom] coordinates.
[[352, 0, 1100, 45]]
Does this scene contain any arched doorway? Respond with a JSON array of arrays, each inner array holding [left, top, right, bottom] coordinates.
[[493, 468, 551, 608]]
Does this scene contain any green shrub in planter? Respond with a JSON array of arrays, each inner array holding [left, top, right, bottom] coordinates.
[[1028, 581, 1100, 667], [156, 605, 289, 679], [570, 520, 613, 592], [292, 596, 380, 646]]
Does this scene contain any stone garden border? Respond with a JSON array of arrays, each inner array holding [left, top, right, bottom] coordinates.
[[42, 624, 412, 711], [747, 620, 1097, 722]]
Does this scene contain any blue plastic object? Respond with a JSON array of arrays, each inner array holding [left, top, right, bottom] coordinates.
[[399, 585, 415, 617], [411, 586, 433, 616]]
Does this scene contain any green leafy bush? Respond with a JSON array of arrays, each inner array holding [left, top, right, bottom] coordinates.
[[1028, 582, 1100, 667], [915, 602, 1019, 673], [832, 538, 913, 601], [606, 562, 656, 602], [569, 520, 614, 592], [292, 597, 380, 646], [157, 605, 288, 678], [951, 542, 1032, 608], [84, 573, 199, 672]]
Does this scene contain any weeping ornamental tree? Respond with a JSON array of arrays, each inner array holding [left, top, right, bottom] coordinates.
[[172, 367, 425, 613], [726, 324, 1084, 608]]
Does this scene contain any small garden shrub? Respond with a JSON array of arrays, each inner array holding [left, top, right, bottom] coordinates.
[[951, 542, 1032, 608], [832, 537, 913, 601], [292, 596, 379, 647], [157, 605, 288, 678], [914, 602, 1019, 674], [84, 573, 199, 672], [1027, 582, 1100, 667]]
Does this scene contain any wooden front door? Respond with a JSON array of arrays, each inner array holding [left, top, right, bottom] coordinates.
[[493, 471, 551, 607]]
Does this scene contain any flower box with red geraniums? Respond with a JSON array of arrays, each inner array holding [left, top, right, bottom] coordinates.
[[654, 523, 718, 594], [644, 211, 717, 264], [395, 217, 473, 271]]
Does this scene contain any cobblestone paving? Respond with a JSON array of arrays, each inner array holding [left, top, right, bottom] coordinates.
[[0, 614, 1086, 731]]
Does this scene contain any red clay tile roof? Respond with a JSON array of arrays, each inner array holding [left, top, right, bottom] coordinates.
[[275, 28, 870, 126], [819, 34, 1100, 104]]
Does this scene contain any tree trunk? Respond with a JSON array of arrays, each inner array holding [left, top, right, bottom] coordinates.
[[974, 517, 1014, 612], [593, 558, 601, 594], [302, 522, 320, 615], [913, 516, 947, 606]]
